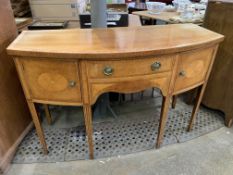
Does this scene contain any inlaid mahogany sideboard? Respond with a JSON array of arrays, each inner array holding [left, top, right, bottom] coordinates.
[[7, 24, 224, 159]]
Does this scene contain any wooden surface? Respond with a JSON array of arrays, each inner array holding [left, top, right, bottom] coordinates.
[[173, 47, 213, 94], [202, 0, 233, 127], [19, 59, 82, 103], [7, 24, 223, 159], [133, 11, 179, 23], [132, 11, 203, 25], [15, 18, 32, 31], [209, 0, 233, 3], [7, 24, 223, 59], [0, 0, 31, 173]]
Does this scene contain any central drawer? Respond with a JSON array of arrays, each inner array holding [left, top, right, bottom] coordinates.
[[86, 56, 173, 79]]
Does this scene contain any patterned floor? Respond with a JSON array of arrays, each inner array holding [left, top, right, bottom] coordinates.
[[12, 93, 224, 163]]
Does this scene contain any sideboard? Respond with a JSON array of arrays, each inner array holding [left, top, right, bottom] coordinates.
[[7, 24, 224, 159]]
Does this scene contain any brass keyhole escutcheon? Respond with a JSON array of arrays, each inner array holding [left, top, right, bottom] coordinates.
[[103, 66, 114, 76], [68, 80, 76, 87], [179, 70, 186, 77]]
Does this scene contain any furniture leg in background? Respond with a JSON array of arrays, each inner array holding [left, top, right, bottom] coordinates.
[[171, 95, 177, 109], [44, 104, 52, 125]]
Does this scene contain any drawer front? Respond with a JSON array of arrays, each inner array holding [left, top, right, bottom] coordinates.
[[20, 59, 81, 102], [174, 47, 214, 93], [86, 56, 173, 79]]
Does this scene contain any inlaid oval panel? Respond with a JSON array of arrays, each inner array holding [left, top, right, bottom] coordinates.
[[174, 47, 214, 93], [37, 73, 68, 92], [185, 60, 204, 78], [20, 59, 81, 102]]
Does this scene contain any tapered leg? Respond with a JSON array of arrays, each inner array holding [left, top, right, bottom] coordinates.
[[225, 114, 233, 128], [172, 95, 177, 109], [44, 104, 52, 125], [188, 85, 206, 131], [27, 102, 48, 154], [156, 95, 171, 148], [83, 105, 94, 159]]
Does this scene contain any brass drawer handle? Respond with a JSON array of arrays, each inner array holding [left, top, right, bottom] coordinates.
[[103, 66, 114, 76], [68, 80, 76, 87], [179, 70, 186, 77], [151, 62, 161, 71]]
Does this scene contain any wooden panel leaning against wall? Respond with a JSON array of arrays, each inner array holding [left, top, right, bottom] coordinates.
[[202, 0, 233, 127], [0, 0, 32, 173]]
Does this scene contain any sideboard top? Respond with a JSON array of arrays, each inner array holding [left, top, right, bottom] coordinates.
[[7, 24, 224, 59]]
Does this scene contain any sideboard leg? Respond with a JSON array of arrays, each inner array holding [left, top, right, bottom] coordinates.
[[83, 105, 94, 159], [225, 115, 233, 128], [172, 95, 177, 109], [188, 85, 206, 131], [44, 104, 52, 125], [156, 95, 171, 148], [27, 101, 48, 154]]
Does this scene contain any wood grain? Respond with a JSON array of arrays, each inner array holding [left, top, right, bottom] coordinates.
[[188, 46, 219, 131], [156, 96, 171, 148], [85, 56, 172, 79], [0, 0, 31, 172], [7, 24, 224, 59], [173, 47, 214, 93], [133, 11, 180, 23], [20, 59, 82, 103], [7, 24, 224, 158], [27, 102, 48, 154], [202, 0, 233, 127]]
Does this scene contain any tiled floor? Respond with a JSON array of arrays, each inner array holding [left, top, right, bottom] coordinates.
[[12, 92, 224, 163], [6, 127, 233, 175]]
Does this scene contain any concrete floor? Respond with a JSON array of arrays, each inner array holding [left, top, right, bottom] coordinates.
[[5, 126, 233, 175]]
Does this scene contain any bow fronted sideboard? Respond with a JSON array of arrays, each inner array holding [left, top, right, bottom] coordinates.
[[7, 24, 224, 159]]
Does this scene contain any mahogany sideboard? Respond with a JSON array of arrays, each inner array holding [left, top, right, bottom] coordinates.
[[7, 24, 224, 159]]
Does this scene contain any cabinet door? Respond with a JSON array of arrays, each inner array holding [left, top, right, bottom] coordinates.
[[19, 58, 82, 103], [174, 47, 214, 94]]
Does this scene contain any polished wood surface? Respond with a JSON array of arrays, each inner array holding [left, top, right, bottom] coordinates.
[[0, 0, 31, 173], [132, 11, 203, 25], [7, 24, 223, 159], [133, 11, 179, 23], [173, 47, 214, 94], [7, 24, 223, 59], [202, 0, 233, 127], [19, 59, 82, 103], [86, 56, 172, 78], [188, 46, 218, 131]]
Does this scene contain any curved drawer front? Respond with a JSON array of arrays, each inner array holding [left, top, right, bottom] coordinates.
[[86, 56, 173, 79], [20, 59, 81, 102], [88, 72, 171, 105], [174, 47, 215, 93]]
